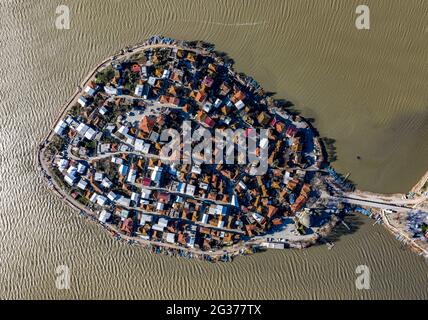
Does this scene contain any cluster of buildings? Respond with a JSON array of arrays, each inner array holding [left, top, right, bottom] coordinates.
[[48, 40, 327, 253]]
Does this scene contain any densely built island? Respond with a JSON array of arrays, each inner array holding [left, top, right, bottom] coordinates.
[[38, 36, 428, 262]]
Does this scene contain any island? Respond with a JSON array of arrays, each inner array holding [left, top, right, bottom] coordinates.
[[37, 36, 428, 262]]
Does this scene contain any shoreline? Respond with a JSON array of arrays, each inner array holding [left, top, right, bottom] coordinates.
[[37, 36, 427, 261]]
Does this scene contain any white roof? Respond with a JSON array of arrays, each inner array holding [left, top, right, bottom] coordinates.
[[76, 123, 89, 135], [78, 96, 88, 107], [107, 191, 118, 201], [214, 98, 222, 108], [77, 163, 87, 174], [141, 188, 152, 199], [118, 125, 129, 135], [67, 166, 77, 177], [158, 218, 168, 227], [104, 86, 118, 95], [99, 106, 108, 115], [134, 139, 150, 153], [97, 196, 108, 206], [260, 137, 269, 149], [117, 196, 131, 207], [152, 224, 164, 232], [235, 100, 245, 110], [131, 192, 140, 202], [101, 177, 112, 189], [84, 127, 97, 140], [64, 175, 75, 186], [126, 168, 137, 183], [191, 165, 201, 175], [99, 210, 111, 223], [150, 167, 163, 183], [185, 184, 196, 196], [89, 193, 98, 203], [238, 181, 247, 190], [77, 179, 88, 190], [162, 70, 170, 79], [54, 120, 67, 135], [140, 214, 153, 225], [94, 172, 104, 182], [84, 86, 96, 96], [111, 156, 123, 164], [231, 194, 239, 207], [58, 159, 69, 170], [215, 205, 227, 216], [134, 85, 144, 96], [201, 213, 209, 224], [165, 232, 175, 243]]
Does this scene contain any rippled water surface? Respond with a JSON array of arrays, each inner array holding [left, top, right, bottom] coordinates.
[[0, 0, 427, 299]]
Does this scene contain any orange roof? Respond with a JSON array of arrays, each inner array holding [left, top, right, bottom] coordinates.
[[139, 116, 155, 134], [195, 91, 206, 103]]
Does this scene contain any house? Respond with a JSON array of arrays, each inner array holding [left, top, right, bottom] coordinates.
[[84, 127, 97, 140], [104, 86, 118, 95], [126, 168, 137, 184], [120, 209, 130, 220], [77, 163, 87, 175], [94, 172, 104, 182], [213, 98, 222, 109], [117, 196, 131, 207], [139, 116, 155, 134], [96, 195, 108, 206], [101, 177, 113, 189], [76, 123, 89, 136], [117, 125, 129, 136], [98, 210, 111, 223], [107, 191, 119, 202], [235, 100, 245, 110], [150, 166, 163, 186], [78, 96, 89, 107], [119, 164, 129, 176], [84, 86, 96, 97], [67, 166, 77, 178], [58, 159, 69, 170], [165, 232, 176, 244], [162, 69, 171, 79], [134, 84, 144, 97], [54, 120, 67, 135], [201, 213, 209, 224], [195, 90, 206, 103], [111, 156, 123, 165], [185, 184, 196, 196], [89, 193, 98, 203], [64, 175, 75, 186], [131, 192, 140, 204], [99, 106, 109, 115], [140, 214, 153, 225]]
